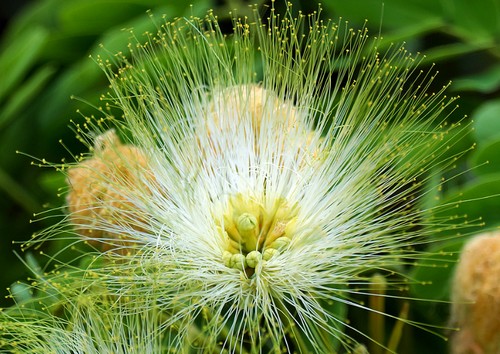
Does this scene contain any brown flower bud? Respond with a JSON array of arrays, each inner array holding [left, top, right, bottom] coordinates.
[[450, 232, 500, 354], [66, 130, 151, 252]]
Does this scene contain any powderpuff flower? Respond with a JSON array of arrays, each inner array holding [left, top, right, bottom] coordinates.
[[5, 4, 465, 354]]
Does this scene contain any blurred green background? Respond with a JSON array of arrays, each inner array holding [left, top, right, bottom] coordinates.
[[0, 0, 499, 352]]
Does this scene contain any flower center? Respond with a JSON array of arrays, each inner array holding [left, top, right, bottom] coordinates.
[[220, 194, 297, 272]]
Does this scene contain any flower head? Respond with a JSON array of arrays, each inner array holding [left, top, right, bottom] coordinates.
[[4, 4, 464, 353]]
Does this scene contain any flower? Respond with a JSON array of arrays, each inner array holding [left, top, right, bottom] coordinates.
[[3, 4, 463, 353]]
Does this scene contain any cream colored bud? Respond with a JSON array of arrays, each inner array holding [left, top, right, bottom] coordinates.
[[208, 85, 297, 135]]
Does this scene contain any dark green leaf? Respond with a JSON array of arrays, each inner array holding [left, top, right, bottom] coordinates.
[[409, 239, 463, 301], [0, 27, 49, 103], [0, 167, 40, 213], [37, 171, 66, 197], [419, 42, 494, 65], [0, 66, 56, 131], [58, 0, 151, 36], [445, 0, 500, 43], [322, 0, 443, 31], [432, 174, 500, 240], [452, 64, 500, 94]]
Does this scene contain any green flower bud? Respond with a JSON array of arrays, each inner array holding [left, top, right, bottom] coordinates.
[[230, 254, 247, 271], [263, 248, 279, 261], [246, 250, 262, 268]]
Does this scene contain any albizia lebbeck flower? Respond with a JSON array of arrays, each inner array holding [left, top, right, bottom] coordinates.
[[4, 5, 469, 354]]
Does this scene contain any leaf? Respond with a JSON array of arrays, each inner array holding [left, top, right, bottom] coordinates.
[[37, 170, 67, 196], [469, 138, 500, 176], [0, 167, 40, 214], [322, 0, 443, 31], [39, 33, 97, 63], [57, 0, 152, 36], [409, 238, 463, 301], [0, 27, 49, 103], [0, 65, 56, 131], [472, 99, 500, 143], [91, 1, 214, 59], [0, 0, 61, 45], [36, 1, 215, 136], [444, 0, 500, 43], [375, 18, 444, 50], [36, 60, 105, 136], [452, 64, 500, 94], [89, 11, 162, 60], [419, 41, 494, 65], [432, 174, 500, 240]]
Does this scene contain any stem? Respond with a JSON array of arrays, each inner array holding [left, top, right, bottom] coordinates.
[[385, 302, 409, 354], [369, 273, 387, 354], [276, 299, 312, 353]]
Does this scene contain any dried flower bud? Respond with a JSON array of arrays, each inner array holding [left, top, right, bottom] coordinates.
[[450, 232, 500, 354], [208, 84, 298, 134], [66, 130, 151, 252]]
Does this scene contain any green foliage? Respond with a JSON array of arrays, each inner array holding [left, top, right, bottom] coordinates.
[[1, 0, 499, 352], [323, 0, 500, 61]]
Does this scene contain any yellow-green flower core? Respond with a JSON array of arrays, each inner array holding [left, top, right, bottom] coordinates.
[[220, 194, 296, 273]]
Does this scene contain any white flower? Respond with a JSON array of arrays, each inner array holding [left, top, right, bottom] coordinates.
[[7, 5, 464, 354]]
